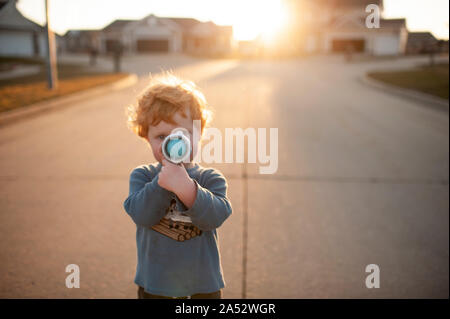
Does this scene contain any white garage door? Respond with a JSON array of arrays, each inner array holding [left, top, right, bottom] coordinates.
[[0, 31, 34, 56], [373, 35, 400, 56]]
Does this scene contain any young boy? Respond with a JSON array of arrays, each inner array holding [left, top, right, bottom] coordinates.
[[123, 72, 232, 299]]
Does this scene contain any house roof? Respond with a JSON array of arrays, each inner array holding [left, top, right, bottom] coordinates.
[[102, 16, 201, 33], [315, 0, 383, 8], [328, 16, 406, 31], [166, 17, 200, 30], [407, 32, 438, 43], [144, 15, 215, 33], [102, 19, 134, 32], [0, 0, 44, 32], [99, 15, 232, 37], [380, 18, 406, 29], [64, 29, 101, 37]]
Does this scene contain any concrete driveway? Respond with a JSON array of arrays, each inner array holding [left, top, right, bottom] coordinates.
[[0, 53, 448, 298]]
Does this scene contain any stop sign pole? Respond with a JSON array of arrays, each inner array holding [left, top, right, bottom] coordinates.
[[45, 0, 58, 89]]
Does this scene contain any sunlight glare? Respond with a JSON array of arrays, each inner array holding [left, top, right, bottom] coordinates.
[[223, 0, 288, 42]]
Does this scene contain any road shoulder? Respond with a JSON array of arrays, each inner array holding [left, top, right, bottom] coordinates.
[[360, 74, 449, 114], [0, 74, 138, 128]]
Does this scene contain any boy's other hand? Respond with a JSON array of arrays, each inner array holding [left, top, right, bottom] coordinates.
[[158, 159, 190, 193]]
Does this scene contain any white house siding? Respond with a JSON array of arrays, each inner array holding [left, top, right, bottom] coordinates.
[[171, 32, 182, 52], [0, 30, 33, 56], [38, 33, 47, 57]]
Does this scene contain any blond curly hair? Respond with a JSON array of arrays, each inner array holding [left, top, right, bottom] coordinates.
[[126, 71, 212, 138]]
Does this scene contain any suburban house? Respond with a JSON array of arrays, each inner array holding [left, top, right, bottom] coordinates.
[[101, 16, 182, 53], [405, 32, 441, 55], [0, 0, 47, 57], [63, 14, 234, 55], [284, 0, 409, 56]]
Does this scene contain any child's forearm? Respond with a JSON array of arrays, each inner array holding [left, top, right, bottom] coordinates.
[[124, 169, 172, 227], [174, 177, 197, 209], [181, 174, 232, 231]]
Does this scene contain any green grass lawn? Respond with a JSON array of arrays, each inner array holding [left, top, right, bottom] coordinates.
[[367, 63, 449, 100], [0, 57, 128, 112]]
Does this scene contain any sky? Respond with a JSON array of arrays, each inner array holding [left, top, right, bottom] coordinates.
[[16, 0, 450, 40]]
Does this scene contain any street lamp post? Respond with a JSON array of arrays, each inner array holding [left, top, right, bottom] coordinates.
[[45, 0, 58, 90]]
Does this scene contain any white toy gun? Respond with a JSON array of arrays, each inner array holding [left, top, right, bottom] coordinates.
[[161, 130, 191, 164]]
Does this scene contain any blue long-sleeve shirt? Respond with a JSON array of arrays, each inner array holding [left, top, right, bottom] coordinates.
[[123, 162, 232, 297]]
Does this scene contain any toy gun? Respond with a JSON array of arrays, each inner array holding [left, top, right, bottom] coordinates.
[[161, 130, 191, 164]]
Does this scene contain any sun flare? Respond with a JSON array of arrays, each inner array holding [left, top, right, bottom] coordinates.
[[221, 0, 289, 42]]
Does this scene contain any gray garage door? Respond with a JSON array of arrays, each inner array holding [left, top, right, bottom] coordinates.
[[136, 39, 169, 52]]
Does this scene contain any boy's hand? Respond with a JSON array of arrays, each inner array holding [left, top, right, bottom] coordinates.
[[158, 159, 188, 193], [158, 159, 197, 208]]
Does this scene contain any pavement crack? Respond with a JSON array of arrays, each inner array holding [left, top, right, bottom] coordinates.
[[241, 163, 249, 299]]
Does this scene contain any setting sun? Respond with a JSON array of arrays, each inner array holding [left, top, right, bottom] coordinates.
[[224, 0, 289, 41]]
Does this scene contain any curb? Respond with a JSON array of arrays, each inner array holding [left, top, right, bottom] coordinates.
[[0, 73, 138, 128], [359, 74, 449, 113]]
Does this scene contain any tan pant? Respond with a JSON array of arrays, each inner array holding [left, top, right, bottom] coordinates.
[[137, 286, 222, 299]]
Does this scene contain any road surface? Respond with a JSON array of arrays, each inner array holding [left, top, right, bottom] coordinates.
[[0, 53, 448, 298]]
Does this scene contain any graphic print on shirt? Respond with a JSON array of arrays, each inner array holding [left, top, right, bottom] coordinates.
[[150, 197, 202, 242], [165, 198, 192, 223]]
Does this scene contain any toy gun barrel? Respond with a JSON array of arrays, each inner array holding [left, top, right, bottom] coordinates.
[[161, 131, 191, 164]]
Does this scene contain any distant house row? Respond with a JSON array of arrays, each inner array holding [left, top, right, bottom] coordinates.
[[63, 14, 234, 55], [0, 0, 234, 57], [0, 0, 448, 59], [281, 0, 404, 56], [279, 0, 448, 56]]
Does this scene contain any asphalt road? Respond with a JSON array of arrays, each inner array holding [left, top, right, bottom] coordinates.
[[0, 53, 448, 298]]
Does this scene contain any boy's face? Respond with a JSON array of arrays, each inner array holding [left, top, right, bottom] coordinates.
[[146, 108, 197, 164]]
